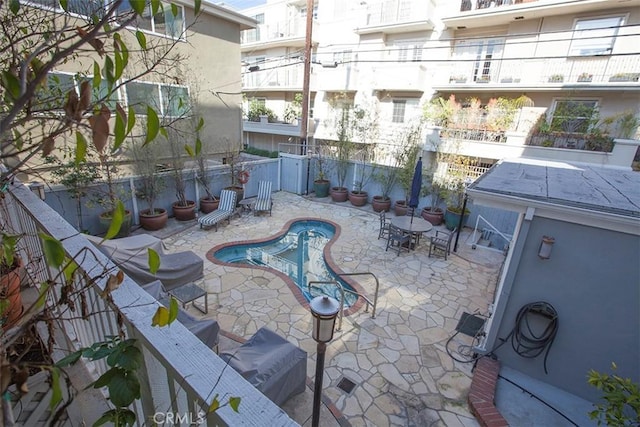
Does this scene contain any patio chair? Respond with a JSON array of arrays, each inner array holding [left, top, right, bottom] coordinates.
[[428, 227, 457, 260], [385, 224, 411, 256], [220, 327, 307, 406], [141, 280, 220, 352], [198, 189, 237, 230], [378, 211, 390, 240], [253, 180, 273, 216]]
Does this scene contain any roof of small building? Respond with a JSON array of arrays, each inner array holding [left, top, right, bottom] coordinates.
[[467, 158, 640, 219]]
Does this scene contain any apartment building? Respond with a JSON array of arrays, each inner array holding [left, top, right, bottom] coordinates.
[[235, 0, 640, 171]]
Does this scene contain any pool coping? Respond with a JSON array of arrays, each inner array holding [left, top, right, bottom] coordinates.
[[205, 217, 366, 317]]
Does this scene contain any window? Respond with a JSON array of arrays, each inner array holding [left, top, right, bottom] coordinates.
[[300, 5, 318, 20], [126, 81, 189, 117], [37, 72, 119, 111], [392, 100, 406, 123], [569, 16, 623, 56], [27, 0, 105, 17], [550, 99, 598, 133], [117, 1, 185, 39], [396, 43, 422, 62]]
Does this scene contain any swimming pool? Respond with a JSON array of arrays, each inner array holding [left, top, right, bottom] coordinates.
[[210, 219, 358, 308]]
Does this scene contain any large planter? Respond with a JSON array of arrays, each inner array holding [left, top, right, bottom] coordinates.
[[348, 191, 368, 207], [99, 210, 132, 238], [313, 179, 330, 198], [330, 187, 348, 203], [372, 196, 391, 212], [139, 208, 168, 231], [172, 200, 196, 221], [225, 186, 244, 207], [394, 200, 408, 216], [421, 207, 444, 226], [200, 197, 219, 214], [0, 258, 23, 328], [444, 207, 470, 231]]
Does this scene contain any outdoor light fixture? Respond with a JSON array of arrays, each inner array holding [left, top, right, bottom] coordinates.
[[248, 65, 260, 72], [309, 295, 340, 427], [28, 181, 45, 201], [538, 235, 555, 259]]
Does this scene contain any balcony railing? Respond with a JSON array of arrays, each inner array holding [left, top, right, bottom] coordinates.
[[243, 64, 304, 89], [460, 0, 537, 12], [361, 0, 434, 28], [3, 182, 296, 426], [241, 19, 306, 44], [439, 54, 640, 86]]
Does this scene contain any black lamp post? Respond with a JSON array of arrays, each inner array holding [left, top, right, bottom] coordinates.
[[309, 295, 340, 427]]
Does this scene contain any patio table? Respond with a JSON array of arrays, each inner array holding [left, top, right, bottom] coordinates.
[[390, 216, 433, 249]]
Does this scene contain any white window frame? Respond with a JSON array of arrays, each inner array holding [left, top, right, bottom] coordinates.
[[392, 100, 407, 123], [116, 1, 186, 41], [395, 41, 424, 62], [39, 71, 122, 112], [125, 80, 190, 118], [548, 98, 599, 133], [569, 15, 625, 57]]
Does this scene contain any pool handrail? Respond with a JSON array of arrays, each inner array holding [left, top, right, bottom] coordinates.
[[337, 272, 379, 319]]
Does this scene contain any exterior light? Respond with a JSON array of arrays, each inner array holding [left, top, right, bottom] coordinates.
[[538, 235, 555, 259], [309, 295, 340, 427], [248, 65, 260, 72], [28, 181, 46, 200]]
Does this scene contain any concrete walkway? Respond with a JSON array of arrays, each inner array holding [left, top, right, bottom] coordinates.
[[161, 192, 505, 426]]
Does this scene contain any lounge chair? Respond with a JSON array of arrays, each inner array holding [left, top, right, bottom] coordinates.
[[253, 180, 273, 216], [198, 189, 237, 230], [220, 327, 307, 406], [428, 228, 456, 260], [84, 234, 203, 292], [141, 280, 219, 351]]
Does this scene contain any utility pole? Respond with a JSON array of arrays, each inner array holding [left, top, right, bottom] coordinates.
[[300, 0, 314, 156]]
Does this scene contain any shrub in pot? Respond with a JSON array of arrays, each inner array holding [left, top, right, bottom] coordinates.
[[131, 140, 168, 231], [186, 128, 219, 213], [420, 174, 445, 225]]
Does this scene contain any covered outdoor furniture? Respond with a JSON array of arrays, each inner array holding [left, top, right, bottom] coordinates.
[[253, 180, 273, 216], [220, 327, 307, 406], [429, 228, 457, 260], [378, 211, 390, 240], [84, 234, 203, 292], [385, 224, 411, 256], [141, 280, 220, 351], [198, 189, 237, 230]]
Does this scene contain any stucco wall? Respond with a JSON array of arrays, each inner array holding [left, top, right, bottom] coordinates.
[[492, 216, 640, 401]]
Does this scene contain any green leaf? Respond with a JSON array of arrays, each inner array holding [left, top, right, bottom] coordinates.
[[102, 56, 114, 85], [135, 30, 147, 50], [130, 0, 146, 15], [49, 368, 63, 410], [168, 297, 178, 324], [1, 70, 21, 100], [92, 62, 101, 88], [171, 3, 178, 17], [114, 107, 126, 150], [75, 132, 87, 165], [185, 144, 195, 157], [59, 0, 68, 11], [209, 394, 220, 413], [229, 396, 241, 412], [35, 281, 50, 309], [196, 117, 205, 132], [194, 0, 202, 15], [144, 107, 159, 145], [108, 369, 140, 407], [196, 137, 202, 155], [159, 127, 168, 138], [127, 106, 136, 134], [152, 306, 169, 327], [93, 368, 117, 389], [40, 233, 65, 268], [9, 0, 20, 15], [114, 49, 124, 81], [55, 350, 83, 368], [150, 0, 160, 16], [104, 201, 125, 240], [148, 248, 160, 274]]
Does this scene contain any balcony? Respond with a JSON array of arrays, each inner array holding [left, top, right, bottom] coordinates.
[[355, 0, 436, 34], [313, 64, 359, 92], [433, 54, 640, 92], [243, 116, 304, 137], [243, 63, 305, 91], [371, 63, 427, 92], [241, 19, 316, 50]]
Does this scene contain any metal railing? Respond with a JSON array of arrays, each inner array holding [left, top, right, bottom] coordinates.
[[470, 215, 512, 252], [2, 182, 295, 426]]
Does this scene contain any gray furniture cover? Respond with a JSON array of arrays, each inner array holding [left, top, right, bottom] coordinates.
[[84, 234, 203, 291], [220, 327, 307, 406], [141, 280, 219, 349]]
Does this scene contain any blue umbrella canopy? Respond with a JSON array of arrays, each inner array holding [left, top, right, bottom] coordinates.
[[409, 157, 423, 209]]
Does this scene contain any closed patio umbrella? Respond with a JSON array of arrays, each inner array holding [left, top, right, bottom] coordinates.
[[409, 157, 422, 223]]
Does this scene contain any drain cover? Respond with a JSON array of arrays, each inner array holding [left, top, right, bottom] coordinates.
[[336, 376, 357, 395], [455, 312, 485, 337]]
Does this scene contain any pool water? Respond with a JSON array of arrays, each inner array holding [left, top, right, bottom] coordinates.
[[212, 220, 358, 307]]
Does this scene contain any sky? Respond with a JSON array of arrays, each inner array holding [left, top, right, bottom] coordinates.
[[216, 0, 266, 10]]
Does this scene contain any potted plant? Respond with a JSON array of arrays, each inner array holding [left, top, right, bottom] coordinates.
[[548, 74, 564, 83], [222, 148, 248, 206], [164, 128, 196, 221], [609, 72, 640, 82], [330, 107, 354, 203], [444, 179, 471, 231], [0, 232, 23, 328], [313, 143, 331, 198], [93, 144, 132, 237], [475, 75, 491, 83], [187, 120, 219, 213], [394, 126, 422, 216], [372, 164, 399, 213], [578, 72, 593, 82], [130, 139, 168, 231], [420, 174, 446, 225], [349, 144, 376, 207]]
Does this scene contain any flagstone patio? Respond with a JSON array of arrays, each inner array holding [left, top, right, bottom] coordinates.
[[161, 191, 505, 426]]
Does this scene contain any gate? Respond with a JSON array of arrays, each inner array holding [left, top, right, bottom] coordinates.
[[279, 153, 309, 195]]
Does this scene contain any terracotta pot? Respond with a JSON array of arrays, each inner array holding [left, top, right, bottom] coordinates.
[[421, 207, 444, 226], [348, 191, 368, 207], [139, 208, 168, 231], [372, 196, 391, 212], [0, 258, 23, 328], [99, 210, 132, 237], [200, 197, 219, 213], [225, 186, 244, 207], [313, 180, 330, 198], [172, 200, 196, 221], [330, 187, 348, 203], [394, 200, 408, 216]]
